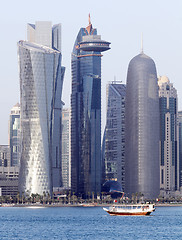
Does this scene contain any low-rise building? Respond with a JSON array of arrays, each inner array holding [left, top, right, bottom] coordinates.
[[0, 166, 19, 197]]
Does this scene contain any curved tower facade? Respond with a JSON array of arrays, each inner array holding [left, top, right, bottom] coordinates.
[[125, 52, 160, 199], [18, 40, 64, 195], [18, 22, 65, 196], [71, 16, 110, 197]]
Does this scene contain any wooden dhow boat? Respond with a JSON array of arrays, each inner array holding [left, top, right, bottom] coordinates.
[[103, 203, 155, 216]]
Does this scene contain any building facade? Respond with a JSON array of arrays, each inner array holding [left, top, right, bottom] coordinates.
[[178, 111, 182, 191], [104, 82, 126, 190], [159, 76, 179, 196], [0, 145, 10, 167], [18, 22, 65, 196], [8, 103, 20, 166], [62, 108, 71, 189], [71, 16, 110, 197], [0, 166, 19, 197], [125, 51, 160, 199], [27, 21, 61, 51], [0, 146, 19, 196]]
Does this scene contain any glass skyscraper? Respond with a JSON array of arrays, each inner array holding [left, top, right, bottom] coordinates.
[[104, 82, 126, 190], [71, 16, 110, 197], [8, 103, 20, 166], [125, 51, 160, 199], [18, 22, 65, 196], [159, 76, 179, 196], [178, 111, 182, 191]]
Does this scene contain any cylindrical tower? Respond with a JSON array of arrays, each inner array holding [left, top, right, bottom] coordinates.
[[125, 52, 160, 199]]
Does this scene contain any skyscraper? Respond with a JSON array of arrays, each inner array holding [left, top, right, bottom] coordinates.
[[104, 82, 126, 189], [18, 22, 65, 196], [125, 51, 160, 199], [62, 108, 71, 189], [159, 76, 179, 196], [178, 111, 182, 191], [8, 103, 20, 166], [71, 15, 110, 197]]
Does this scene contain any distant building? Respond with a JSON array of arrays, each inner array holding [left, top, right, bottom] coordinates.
[[101, 129, 106, 185], [0, 166, 19, 196], [71, 15, 110, 197], [158, 76, 179, 196], [103, 82, 126, 190], [0, 145, 10, 167], [62, 108, 71, 189], [178, 111, 182, 191], [125, 51, 160, 199], [8, 103, 20, 166], [0, 146, 19, 196], [18, 21, 65, 196]]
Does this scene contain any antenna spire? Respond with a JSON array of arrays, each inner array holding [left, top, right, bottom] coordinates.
[[141, 33, 143, 53], [88, 13, 91, 25], [86, 13, 93, 34]]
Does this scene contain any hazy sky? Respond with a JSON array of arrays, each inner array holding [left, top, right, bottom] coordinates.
[[0, 0, 182, 144]]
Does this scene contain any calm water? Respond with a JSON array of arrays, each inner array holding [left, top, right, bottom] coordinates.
[[0, 206, 182, 240]]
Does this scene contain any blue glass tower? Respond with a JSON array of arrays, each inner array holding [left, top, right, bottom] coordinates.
[[71, 16, 110, 197]]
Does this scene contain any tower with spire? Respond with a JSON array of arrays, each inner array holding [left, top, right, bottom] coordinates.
[[71, 15, 110, 197], [125, 49, 160, 199]]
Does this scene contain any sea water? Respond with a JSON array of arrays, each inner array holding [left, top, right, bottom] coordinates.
[[0, 206, 182, 240]]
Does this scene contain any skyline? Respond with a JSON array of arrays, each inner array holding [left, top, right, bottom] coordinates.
[[1, 0, 182, 144]]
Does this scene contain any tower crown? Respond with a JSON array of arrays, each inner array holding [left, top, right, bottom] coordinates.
[[77, 14, 111, 53], [86, 13, 93, 34]]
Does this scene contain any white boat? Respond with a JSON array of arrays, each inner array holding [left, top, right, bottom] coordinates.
[[103, 203, 155, 216], [80, 203, 97, 207], [25, 206, 46, 209]]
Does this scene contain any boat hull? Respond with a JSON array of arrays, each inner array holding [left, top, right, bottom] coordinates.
[[103, 204, 155, 216], [105, 210, 152, 216]]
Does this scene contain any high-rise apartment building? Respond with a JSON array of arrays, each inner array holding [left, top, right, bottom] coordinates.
[[8, 103, 20, 166], [71, 16, 110, 197], [104, 82, 126, 190], [18, 22, 65, 196], [62, 108, 71, 189], [125, 51, 160, 199], [178, 111, 182, 191], [159, 76, 179, 196]]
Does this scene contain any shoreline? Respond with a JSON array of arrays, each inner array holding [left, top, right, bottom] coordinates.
[[1, 203, 182, 208]]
